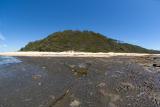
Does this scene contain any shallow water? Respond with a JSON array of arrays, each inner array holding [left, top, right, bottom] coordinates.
[[0, 57, 159, 107], [0, 56, 21, 65]]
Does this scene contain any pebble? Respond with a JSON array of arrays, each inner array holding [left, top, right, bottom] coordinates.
[[24, 98, 32, 102], [121, 82, 134, 89], [115, 71, 124, 74], [97, 82, 106, 87], [32, 75, 42, 80], [69, 64, 76, 69], [70, 100, 81, 107], [42, 66, 46, 69], [105, 72, 108, 76], [49, 95, 55, 100], [78, 63, 87, 69], [38, 82, 42, 86]]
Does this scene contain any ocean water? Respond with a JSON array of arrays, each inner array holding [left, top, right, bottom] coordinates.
[[0, 56, 21, 65]]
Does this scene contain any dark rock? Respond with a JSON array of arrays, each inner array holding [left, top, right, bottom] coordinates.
[[153, 64, 160, 67], [153, 57, 157, 60]]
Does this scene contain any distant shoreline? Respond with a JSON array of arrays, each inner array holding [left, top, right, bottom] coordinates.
[[0, 51, 156, 57]]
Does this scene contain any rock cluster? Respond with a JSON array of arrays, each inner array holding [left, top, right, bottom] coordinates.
[[68, 63, 91, 76]]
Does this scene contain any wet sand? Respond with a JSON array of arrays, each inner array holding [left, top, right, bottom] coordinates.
[[0, 56, 160, 107]]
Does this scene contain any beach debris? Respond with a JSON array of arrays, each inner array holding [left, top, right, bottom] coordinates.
[[70, 99, 81, 107], [32, 74, 42, 80]]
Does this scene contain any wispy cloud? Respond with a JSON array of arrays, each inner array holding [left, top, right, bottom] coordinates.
[[0, 32, 5, 40], [0, 44, 7, 48], [0, 32, 7, 50]]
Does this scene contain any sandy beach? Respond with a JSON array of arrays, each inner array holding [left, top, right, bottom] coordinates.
[[0, 52, 154, 57]]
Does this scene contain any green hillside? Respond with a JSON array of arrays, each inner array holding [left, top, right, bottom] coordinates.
[[20, 30, 159, 53]]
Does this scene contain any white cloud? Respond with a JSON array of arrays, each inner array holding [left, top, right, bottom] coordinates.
[[0, 32, 5, 40]]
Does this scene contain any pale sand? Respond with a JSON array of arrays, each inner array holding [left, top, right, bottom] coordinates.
[[0, 51, 156, 57]]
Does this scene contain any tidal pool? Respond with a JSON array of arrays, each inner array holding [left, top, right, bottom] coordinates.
[[0, 56, 21, 65]]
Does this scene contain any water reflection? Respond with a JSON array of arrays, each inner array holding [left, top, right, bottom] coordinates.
[[0, 56, 21, 65]]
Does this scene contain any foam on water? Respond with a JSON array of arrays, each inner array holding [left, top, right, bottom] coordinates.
[[0, 56, 21, 65]]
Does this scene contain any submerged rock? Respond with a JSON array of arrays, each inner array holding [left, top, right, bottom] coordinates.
[[68, 62, 91, 76]]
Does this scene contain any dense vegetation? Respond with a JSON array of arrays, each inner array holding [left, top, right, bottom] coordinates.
[[20, 30, 160, 53]]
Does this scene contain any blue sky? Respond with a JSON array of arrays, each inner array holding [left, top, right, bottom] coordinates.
[[0, 0, 160, 52]]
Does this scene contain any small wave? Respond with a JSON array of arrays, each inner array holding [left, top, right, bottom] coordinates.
[[0, 56, 21, 65]]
